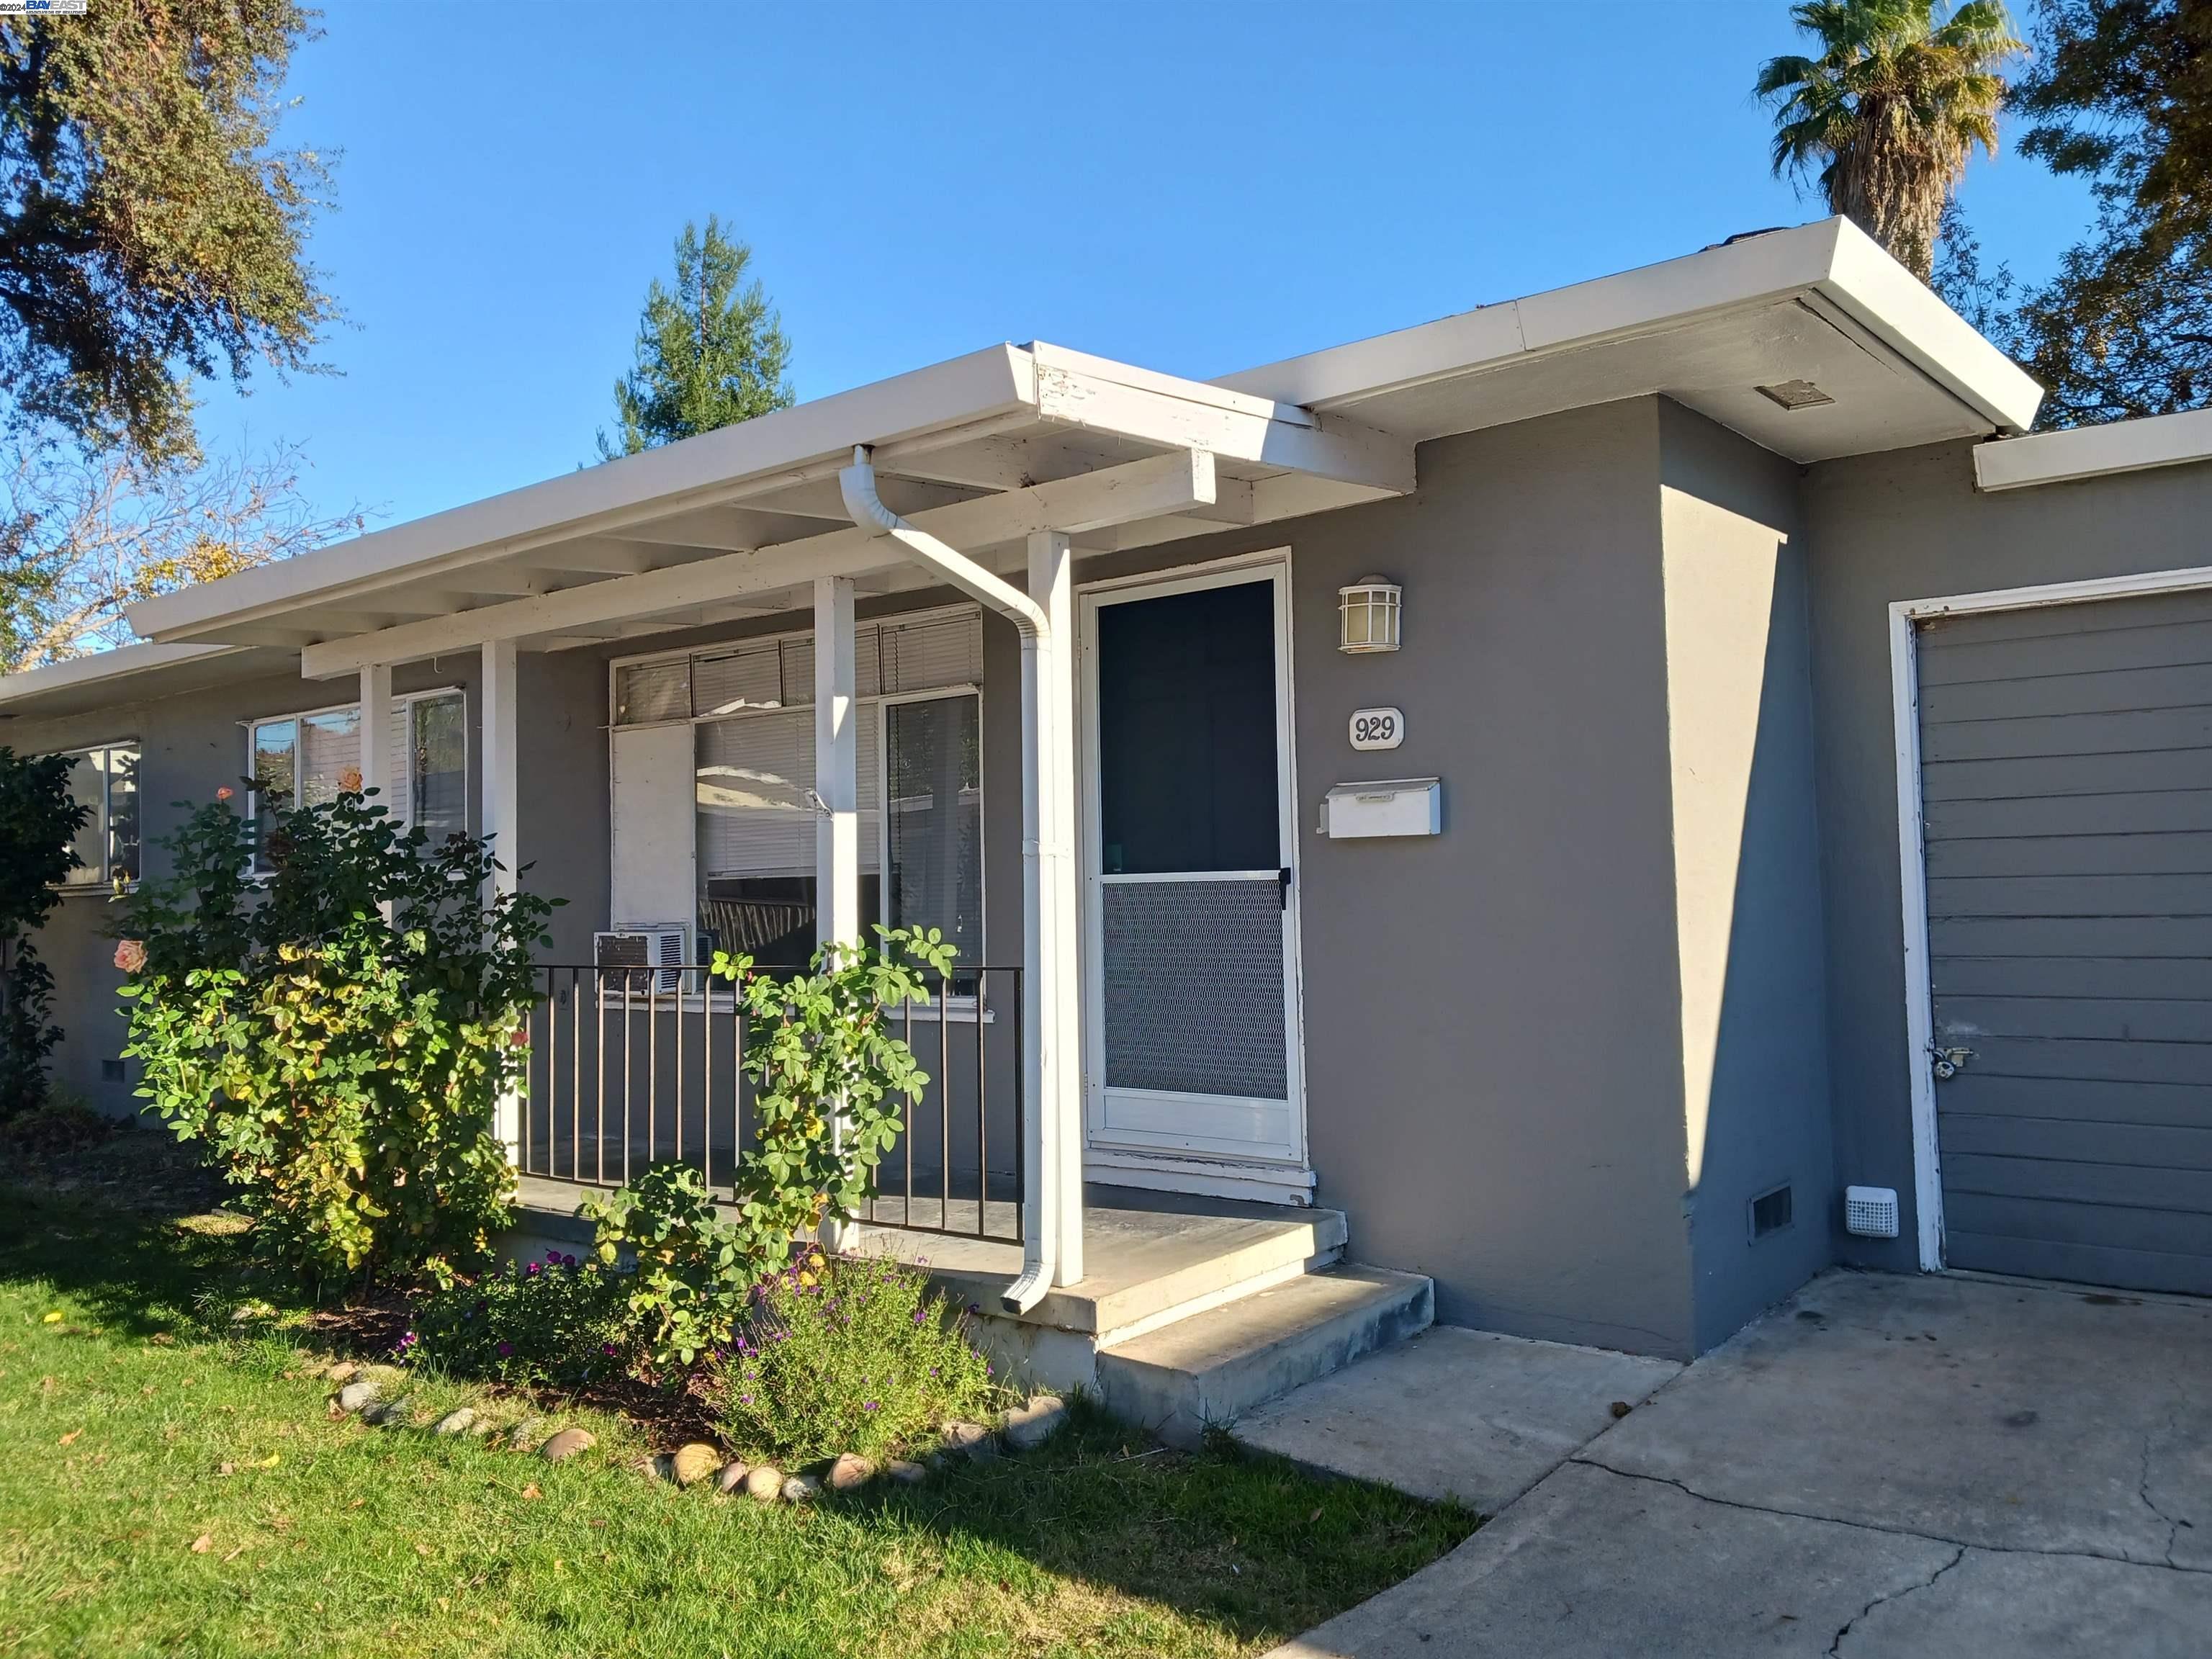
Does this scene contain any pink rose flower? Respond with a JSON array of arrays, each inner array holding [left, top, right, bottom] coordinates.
[[114, 939, 147, 974], [214, 785, 234, 803]]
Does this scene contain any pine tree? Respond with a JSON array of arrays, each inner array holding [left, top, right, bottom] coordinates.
[[598, 217, 794, 459], [2003, 0, 2212, 424]]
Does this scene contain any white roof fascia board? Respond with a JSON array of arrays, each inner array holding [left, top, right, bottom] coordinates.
[[130, 344, 1040, 643], [1216, 217, 2043, 437], [0, 642, 246, 712], [1817, 218, 2043, 434], [1215, 221, 1848, 409], [1973, 406, 2212, 492]]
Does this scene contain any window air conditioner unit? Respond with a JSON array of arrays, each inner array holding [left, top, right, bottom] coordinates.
[[595, 925, 691, 997]]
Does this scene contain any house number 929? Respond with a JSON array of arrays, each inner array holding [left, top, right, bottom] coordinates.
[[1349, 707, 1404, 751]]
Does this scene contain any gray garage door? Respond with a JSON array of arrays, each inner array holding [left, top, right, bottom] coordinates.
[[1919, 587, 2212, 1295]]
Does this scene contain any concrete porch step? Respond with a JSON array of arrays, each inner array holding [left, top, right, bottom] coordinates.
[[1094, 1264, 1434, 1448], [857, 1202, 1349, 1342]]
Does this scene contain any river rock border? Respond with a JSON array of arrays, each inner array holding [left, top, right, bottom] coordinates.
[[313, 1358, 1071, 1508]]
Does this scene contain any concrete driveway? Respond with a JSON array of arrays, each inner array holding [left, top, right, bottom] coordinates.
[[1268, 1269, 2212, 1658]]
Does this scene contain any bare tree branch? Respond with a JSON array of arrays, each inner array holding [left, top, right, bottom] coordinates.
[[1, 438, 365, 671]]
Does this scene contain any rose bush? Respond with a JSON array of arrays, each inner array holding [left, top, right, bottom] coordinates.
[[120, 785, 557, 1282]]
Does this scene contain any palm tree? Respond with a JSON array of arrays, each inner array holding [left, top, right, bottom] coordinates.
[[1757, 0, 2022, 281]]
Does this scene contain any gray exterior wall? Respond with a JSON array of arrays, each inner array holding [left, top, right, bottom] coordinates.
[[1657, 403, 1835, 1353], [0, 657, 488, 1112], [1802, 439, 2212, 1274], [1071, 398, 1709, 1354]]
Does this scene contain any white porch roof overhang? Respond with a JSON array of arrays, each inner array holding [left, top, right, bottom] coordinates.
[[128, 342, 1409, 676], [118, 217, 2041, 676]]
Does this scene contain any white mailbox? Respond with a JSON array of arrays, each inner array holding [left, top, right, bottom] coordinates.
[[1319, 778, 1441, 839]]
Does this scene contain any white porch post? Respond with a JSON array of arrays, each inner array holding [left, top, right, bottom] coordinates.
[[1027, 530, 1084, 1286], [814, 575, 860, 1249], [358, 663, 394, 930], [358, 663, 393, 804], [481, 638, 521, 1161]]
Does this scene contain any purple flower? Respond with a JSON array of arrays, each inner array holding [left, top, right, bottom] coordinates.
[[966, 1302, 981, 1316], [601, 1343, 618, 1357], [737, 1393, 754, 1406], [863, 1401, 880, 1412], [562, 1254, 577, 1269], [496, 1341, 514, 1358], [526, 1261, 541, 1278], [912, 1308, 927, 1326]]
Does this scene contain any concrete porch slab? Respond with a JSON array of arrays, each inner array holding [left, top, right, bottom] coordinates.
[[1233, 1324, 1681, 1514], [510, 1173, 1345, 1341]]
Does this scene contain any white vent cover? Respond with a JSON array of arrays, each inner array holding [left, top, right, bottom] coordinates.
[[1845, 1185, 1900, 1239]]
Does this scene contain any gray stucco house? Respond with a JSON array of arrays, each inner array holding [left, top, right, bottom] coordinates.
[[8, 216, 2211, 1395]]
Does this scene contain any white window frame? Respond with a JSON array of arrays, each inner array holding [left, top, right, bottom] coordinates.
[[244, 687, 467, 873], [50, 739, 141, 890], [608, 606, 990, 1017]]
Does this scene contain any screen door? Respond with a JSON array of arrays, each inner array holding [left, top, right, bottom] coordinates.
[[1079, 563, 1305, 1177]]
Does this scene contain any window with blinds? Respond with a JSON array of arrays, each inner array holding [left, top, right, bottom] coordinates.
[[613, 610, 979, 727], [610, 608, 986, 968]]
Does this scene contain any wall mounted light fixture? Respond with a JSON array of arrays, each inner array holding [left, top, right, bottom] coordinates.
[[1338, 577, 1401, 653]]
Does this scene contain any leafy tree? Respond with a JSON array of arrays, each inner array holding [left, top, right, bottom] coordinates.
[[1, 438, 362, 670], [597, 217, 793, 459], [0, 746, 90, 1118], [0, 0, 335, 470], [1758, 1, 2025, 279], [2002, 0, 2212, 423]]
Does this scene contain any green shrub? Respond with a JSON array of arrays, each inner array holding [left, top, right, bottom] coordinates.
[[575, 927, 958, 1377], [405, 1247, 630, 1388], [119, 786, 557, 1282], [578, 1161, 749, 1372], [711, 926, 953, 1257], [0, 1087, 114, 1158], [709, 1249, 998, 1465], [0, 746, 94, 1120]]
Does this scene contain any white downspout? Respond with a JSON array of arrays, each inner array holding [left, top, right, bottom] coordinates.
[[838, 446, 1074, 1314]]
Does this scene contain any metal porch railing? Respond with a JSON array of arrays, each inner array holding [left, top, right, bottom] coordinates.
[[518, 962, 1024, 1244]]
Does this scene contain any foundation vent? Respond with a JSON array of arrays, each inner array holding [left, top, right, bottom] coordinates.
[[1748, 1182, 1794, 1241]]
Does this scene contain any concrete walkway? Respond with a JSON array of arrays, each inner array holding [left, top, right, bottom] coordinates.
[[1234, 1323, 1681, 1514], [1264, 1269, 2212, 1658]]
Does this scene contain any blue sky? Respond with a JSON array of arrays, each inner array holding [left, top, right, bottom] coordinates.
[[202, 0, 2100, 531]]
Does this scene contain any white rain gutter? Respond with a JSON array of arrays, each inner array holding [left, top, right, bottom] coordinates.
[[839, 446, 1074, 1314]]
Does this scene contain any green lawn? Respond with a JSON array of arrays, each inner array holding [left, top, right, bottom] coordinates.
[[0, 1126, 1475, 1658]]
